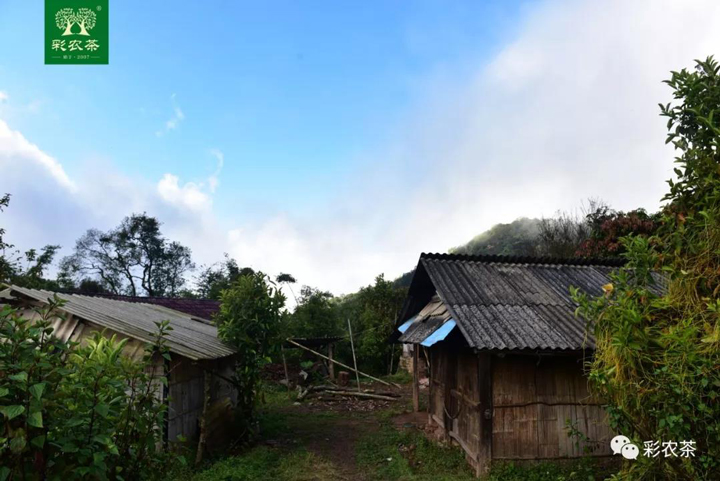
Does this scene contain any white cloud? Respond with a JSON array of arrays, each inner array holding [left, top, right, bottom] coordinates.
[[4, 0, 720, 297], [0, 91, 8, 103], [0, 118, 76, 192], [156, 93, 185, 136], [221, 0, 720, 294], [157, 173, 212, 213]]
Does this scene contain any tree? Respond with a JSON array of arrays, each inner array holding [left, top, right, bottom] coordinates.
[[194, 254, 253, 300], [276, 272, 298, 304], [576, 208, 660, 257], [286, 286, 339, 338], [61, 213, 195, 297], [351, 274, 406, 375], [55, 8, 76, 36], [215, 272, 285, 437], [575, 57, 720, 480], [76, 8, 96, 36]]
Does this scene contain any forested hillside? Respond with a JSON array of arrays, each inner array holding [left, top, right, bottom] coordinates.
[[450, 218, 541, 256], [394, 205, 660, 287]]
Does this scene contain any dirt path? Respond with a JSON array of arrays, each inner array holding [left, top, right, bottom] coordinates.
[[259, 381, 415, 480]]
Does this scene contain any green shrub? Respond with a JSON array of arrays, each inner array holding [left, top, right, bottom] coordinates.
[[574, 57, 720, 480], [0, 296, 182, 480]]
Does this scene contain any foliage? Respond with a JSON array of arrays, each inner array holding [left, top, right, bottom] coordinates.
[[194, 254, 254, 300], [275, 273, 298, 304], [576, 208, 660, 258], [215, 271, 286, 438], [573, 57, 720, 480], [284, 286, 340, 339], [537, 206, 595, 258], [485, 460, 605, 481], [0, 297, 180, 480], [60, 213, 195, 297], [182, 447, 340, 481], [342, 275, 406, 375]]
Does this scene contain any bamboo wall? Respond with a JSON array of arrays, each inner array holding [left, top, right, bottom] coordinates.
[[427, 347, 613, 475], [492, 355, 612, 459]]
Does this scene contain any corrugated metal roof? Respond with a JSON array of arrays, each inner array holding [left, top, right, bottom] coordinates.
[[87, 294, 220, 321], [4, 286, 235, 361], [398, 253, 664, 352], [399, 295, 452, 344]]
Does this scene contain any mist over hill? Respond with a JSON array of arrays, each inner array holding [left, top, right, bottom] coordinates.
[[393, 218, 542, 287], [449, 218, 541, 256]]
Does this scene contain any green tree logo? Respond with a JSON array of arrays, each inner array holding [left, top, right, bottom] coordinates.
[[55, 7, 96, 36]]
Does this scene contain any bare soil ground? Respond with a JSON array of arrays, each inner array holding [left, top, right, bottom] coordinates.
[[260, 380, 415, 480]]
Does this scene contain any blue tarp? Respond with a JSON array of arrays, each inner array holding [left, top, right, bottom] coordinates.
[[421, 319, 456, 347], [397, 316, 417, 333]]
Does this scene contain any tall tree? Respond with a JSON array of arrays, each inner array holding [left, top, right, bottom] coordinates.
[[60, 213, 195, 297], [286, 286, 339, 338], [195, 254, 253, 300], [351, 274, 407, 375], [215, 271, 285, 436]]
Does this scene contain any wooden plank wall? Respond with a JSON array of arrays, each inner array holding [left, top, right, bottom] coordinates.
[[428, 346, 491, 475], [167, 357, 205, 444], [492, 355, 612, 460], [449, 349, 481, 462], [428, 346, 448, 430], [167, 356, 238, 447]]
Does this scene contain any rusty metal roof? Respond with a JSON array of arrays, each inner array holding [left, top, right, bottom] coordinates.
[[3, 286, 235, 361], [397, 253, 664, 352]]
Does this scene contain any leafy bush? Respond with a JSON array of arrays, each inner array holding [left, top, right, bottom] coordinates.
[[215, 271, 286, 438], [574, 57, 720, 480], [0, 296, 181, 480]]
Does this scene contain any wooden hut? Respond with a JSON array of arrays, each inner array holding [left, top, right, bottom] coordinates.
[[1, 285, 237, 451], [394, 253, 631, 476]]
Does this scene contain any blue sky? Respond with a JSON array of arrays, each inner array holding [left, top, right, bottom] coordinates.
[[0, 0, 521, 216], [1, 0, 718, 295]]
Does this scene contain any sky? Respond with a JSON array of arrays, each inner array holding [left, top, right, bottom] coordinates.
[[1, 0, 720, 297]]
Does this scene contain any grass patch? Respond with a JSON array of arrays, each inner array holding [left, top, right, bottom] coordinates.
[[486, 459, 612, 481], [185, 447, 339, 481], [383, 369, 413, 385], [356, 422, 475, 480]]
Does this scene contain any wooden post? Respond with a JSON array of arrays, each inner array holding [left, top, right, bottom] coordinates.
[[195, 371, 211, 466], [281, 345, 291, 392], [389, 343, 395, 376], [328, 343, 335, 380], [347, 319, 361, 391], [412, 345, 420, 412], [476, 352, 493, 476]]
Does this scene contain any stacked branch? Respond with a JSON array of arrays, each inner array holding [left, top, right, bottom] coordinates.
[[296, 384, 400, 402]]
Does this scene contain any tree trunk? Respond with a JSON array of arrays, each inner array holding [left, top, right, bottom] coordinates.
[[62, 21, 74, 36], [78, 22, 90, 36]]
